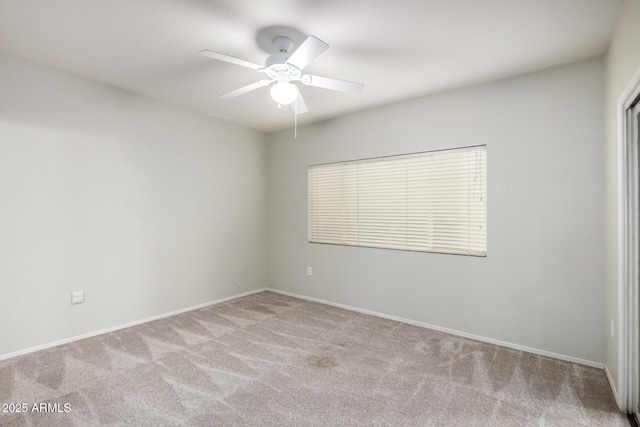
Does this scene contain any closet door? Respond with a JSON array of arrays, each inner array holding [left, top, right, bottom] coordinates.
[[634, 102, 640, 424]]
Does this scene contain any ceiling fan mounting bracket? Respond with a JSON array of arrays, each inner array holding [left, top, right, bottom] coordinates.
[[272, 36, 295, 53]]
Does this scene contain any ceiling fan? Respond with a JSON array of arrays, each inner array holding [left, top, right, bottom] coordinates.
[[199, 35, 364, 115]]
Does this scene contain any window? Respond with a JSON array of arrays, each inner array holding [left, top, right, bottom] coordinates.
[[308, 145, 487, 256]]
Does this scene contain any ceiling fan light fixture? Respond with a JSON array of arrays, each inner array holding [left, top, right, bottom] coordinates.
[[270, 82, 297, 105]]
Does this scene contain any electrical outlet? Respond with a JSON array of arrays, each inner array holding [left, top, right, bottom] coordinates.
[[610, 319, 615, 338], [307, 267, 312, 276], [71, 291, 84, 305]]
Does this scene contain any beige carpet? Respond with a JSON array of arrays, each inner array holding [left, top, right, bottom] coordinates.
[[0, 291, 628, 426]]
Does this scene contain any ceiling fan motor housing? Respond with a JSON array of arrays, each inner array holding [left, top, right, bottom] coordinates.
[[265, 53, 290, 67], [262, 36, 302, 83], [265, 54, 301, 82]]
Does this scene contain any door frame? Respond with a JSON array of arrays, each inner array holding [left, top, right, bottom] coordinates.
[[618, 65, 640, 414]]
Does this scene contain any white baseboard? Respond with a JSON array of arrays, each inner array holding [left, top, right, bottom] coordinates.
[[0, 287, 268, 362], [605, 364, 622, 408], [266, 288, 605, 369], [1, 286, 607, 371]]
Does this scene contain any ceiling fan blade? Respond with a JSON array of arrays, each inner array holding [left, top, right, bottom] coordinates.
[[199, 49, 263, 71], [290, 87, 308, 115], [301, 74, 364, 94], [220, 80, 273, 99], [285, 36, 329, 70]]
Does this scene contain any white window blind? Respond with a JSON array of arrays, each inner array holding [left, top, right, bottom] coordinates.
[[308, 145, 487, 256]]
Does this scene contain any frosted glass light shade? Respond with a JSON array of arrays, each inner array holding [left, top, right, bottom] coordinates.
[[270, 82, 297, 105]]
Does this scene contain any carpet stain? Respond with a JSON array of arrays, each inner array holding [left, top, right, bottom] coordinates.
[[307, 355, 338, 368], [450, 353, 475, 385]]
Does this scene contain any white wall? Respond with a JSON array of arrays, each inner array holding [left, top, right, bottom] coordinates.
[[268, 58, 605, 364], [604, 0, 640, 398], [0, 52, 268, 356]]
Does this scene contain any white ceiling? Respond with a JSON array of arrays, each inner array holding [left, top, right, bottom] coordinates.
[[0, 0, 623, 133]]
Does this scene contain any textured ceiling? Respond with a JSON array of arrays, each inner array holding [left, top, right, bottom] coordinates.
[[0, 0, 623, 132]]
